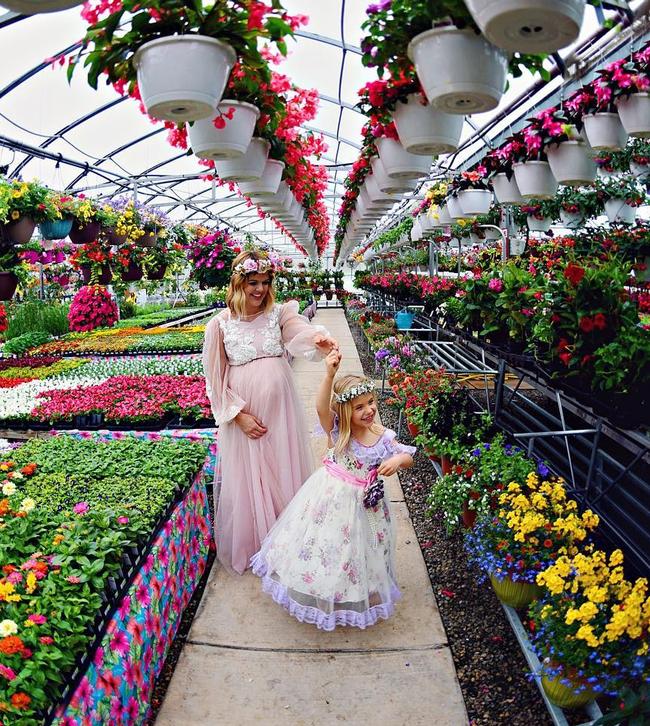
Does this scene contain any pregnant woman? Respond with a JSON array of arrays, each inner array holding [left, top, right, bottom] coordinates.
[[202, 249, 338, 574]]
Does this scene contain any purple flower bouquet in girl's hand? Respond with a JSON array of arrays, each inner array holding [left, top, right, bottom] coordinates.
[[363, 468, 385, 509]]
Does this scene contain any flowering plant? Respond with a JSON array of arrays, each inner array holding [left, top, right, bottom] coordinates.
[[18, 240, 70, 266], [113, 240, 147, 272], [68, 285, 119, 332], [555, 187, 601, 218], [0, 178, 49, 225], [530, 547, 650, 698], [450, 170, 492, 193], [593, 149, 629, 174], [465, 472, 599, 585], [596, 177, 646, 206], [31, 190, 76, 224], [69, 239, 114, 272], [185, 228, 238, 289], [373, 334, 422, 372]]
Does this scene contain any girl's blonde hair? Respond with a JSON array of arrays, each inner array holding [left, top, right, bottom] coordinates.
[[331, 374, 382, 456], [226, 250, 275, 318]]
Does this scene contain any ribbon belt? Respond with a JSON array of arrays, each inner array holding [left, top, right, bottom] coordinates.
[[322, 458, 377, 489]]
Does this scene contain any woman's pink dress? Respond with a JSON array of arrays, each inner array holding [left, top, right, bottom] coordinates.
[[202, 301, 328, 574]]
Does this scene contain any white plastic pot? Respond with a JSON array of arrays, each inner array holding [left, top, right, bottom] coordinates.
[[187, 101, 259, 160], [559, 209, 584, 229], [546, 140, 596, 186], [370, 157, 418, 195], [526, 215, 553, 233], [604, 199, 637, 225], [630, 161, 650, 180], [359, 186, 391, 213], [238, 160, 285, 196], [446, 196, 468, 220], [513, 161, 558, 199], [492, 172, 524, 204], [411, 218, 423, 241], [457, 189, 493, 216], [509, 237, 527, 255], [392, 94, 465, 155], [431, 203, 454, 226], [582, 112, 628, 151], [214, 138, 270, 182], [464, 0, 585, 53], [407, 26, 508, 114], [364, 175, 399, 205], [375, 137, 433, 180], [133, 35, 236, 122], [616, 93, 650, 139], [0, 0, 82, 11], [262, 182, 292, 212]]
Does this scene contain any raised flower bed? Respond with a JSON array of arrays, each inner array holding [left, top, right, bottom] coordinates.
[[0, 434, 212, 723]]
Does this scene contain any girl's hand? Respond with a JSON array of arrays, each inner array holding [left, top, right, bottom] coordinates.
[[377, 455, 405, 477], [315, 334, 338, 354], [325, 349, 341, 377], [234, 412, 268, 439]]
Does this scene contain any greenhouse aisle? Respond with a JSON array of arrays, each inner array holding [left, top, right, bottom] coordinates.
[[157, 308, 468, 726]]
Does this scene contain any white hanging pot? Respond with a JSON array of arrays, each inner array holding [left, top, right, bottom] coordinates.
[[546, 140, 597, 186], [464, 0, 585, 53], [432, 203, 454, 226], [616, 93, 650, 139], [0, 0, 82, 11], [238, 160, 285, 196], [446, 196, 467, 220], [582, 112, 628, 151], [482, 227, 502, 241], [492, 172, 524, 204], [411, 218, 423, 241], [370, 157, 419, 195], [133, 35, 236, 122], [214, 138, 270, 182], [526, 215, 553, 232], [407, 26, 508, 114], [509, 236, 527, 255], [604, 198, 637, 225], [457, 189, 493, 216], [375, 137, 433, 180], [364, 174, 399, 205], [392, 94, 464, 155], [359, 186, 391, 212], [513, 160, 558, 199], [630, 160, 650, 180], [559, 209, 584, 229], [187, 100, 260, 160], [596, 166, 619, 179]]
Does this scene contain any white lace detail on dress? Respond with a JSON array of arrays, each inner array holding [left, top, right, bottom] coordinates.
[[261, 305, 285, 358], [219, 315, 257, 366]]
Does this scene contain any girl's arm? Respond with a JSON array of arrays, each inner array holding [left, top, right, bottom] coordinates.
[[377, 453, 413, 476], [316, 350, 341, 436]]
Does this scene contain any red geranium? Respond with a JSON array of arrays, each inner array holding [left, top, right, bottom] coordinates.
[[563, 263, 585, 286], [579, 316, 594, 333]]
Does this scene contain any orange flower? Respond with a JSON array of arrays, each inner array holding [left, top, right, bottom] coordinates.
[[0, 499, 9, 516], [0, 635, 24, 655], [20, 463, 36, 476], [10, 692, 30, 710]]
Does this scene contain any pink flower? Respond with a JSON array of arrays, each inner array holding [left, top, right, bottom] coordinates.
[[117, 516, 129, 525], [0, 664, 16, 681], [488, 278, 504, 292], [66, 575, 81, 584], [73, 501, 89, 515], [110, 630, 130, 656], [39, 636, 54, 644], [26, 613, 46, 625]]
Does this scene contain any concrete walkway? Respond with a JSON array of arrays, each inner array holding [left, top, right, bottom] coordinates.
[[157, 309, 468, 726]]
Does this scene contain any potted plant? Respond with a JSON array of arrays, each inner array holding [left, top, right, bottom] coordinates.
[[556, 186, 600, 229], [610, 45, 650, 138], [596, 177, 646, 225], [0, 178, 48, 245], [35, 190, 76, 240], [573, 80, 629, 151], [629, 138, 650, 178], [452, 171, 494, 215], [0, 249, 29, 300], [67, 196, 103, 244], [539, 109, 597, 186], [521, 198, 559, 232], [593, 149, 629, 178], [114, 241, 147, 282], [69, 239, 114, 285], [185, 229, 237, 289]]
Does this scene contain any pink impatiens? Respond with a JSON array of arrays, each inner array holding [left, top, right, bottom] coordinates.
[[68, 285, 119, 333]]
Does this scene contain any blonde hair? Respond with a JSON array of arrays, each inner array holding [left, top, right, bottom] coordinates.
[[226, 250, 275, 318], [331, 374, 382, 457]]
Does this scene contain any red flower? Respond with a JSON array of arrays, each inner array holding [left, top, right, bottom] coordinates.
[[579, 316, 594, 333], [564, 263, 585, 286], [543, 539, 553, 548], [559, 352, 572, 366], [593, 313, 607, 330], [10, 692, 31, 710]]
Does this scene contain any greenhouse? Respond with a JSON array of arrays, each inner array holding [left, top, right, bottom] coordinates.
[[0, 0, 649, 724]]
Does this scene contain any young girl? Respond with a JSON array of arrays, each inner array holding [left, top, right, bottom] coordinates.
[[251, 350, 415, 630]]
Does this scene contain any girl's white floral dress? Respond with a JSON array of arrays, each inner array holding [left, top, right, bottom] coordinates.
[[251, 418, 415, 630]]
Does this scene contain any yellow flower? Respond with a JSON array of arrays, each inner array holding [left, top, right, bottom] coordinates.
[[25, 571, 37, 594], [0, 582, 21, 603], [52, 534, 65, 546], [575, 624, 599, 647], [20, 497, 36, 513], [11, 210, 20, 220]]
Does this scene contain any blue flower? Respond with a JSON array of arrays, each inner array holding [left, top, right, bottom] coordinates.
[[537, 461, 550, 477]]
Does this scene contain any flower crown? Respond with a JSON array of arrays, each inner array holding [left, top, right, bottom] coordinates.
[[233, 254, 281, 276], [333, 379, 375, 404]]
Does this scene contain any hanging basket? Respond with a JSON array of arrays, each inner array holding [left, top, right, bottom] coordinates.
[[81, 265, 112, 285], [615, 92, 650, 139], [139, 230, 157, 247], [187, 100, 260, 160], [369, 157, 418, 195], [146, 263, 167, 281], [407, 26, 508, 114], [630, 160, 650, 180], [364, 174, 399, 205], [120, 262, 144, 282], [392, 94, 464, 155], [0, 0, 82, 12], [446, 196, 467, 220], [133, 35, 237, 122], [513, 160, 558, 199], [604, 198, 637, 225], [559, 209, 584, 229], [0, 271, 19, 301], [69, 219, 101, 245], [375, 137, 433, 180], [103, 228, 128, 246], [491, 172, 524, 204], [582, 112, 628, 151], [490, 573, 542, 608], [214, 138, 270, 182], [464, 0, 585, 53], [434, 203, 454, 226], [457, 189, 493, 215], [238, 160, 285, 197], [546, 140, 596, 186], [38, 218, 73, 240], [0, 216, 36, 245], [526, 215, 553, 232]]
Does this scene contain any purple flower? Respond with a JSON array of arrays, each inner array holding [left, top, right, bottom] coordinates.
[[537, 461, 550, 477], [375, 348, 389, 361], [388, 355, 401, 368]]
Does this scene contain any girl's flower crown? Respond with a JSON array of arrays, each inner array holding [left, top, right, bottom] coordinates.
[[233, 253, 281, 276], [334, 379, 375, 403]]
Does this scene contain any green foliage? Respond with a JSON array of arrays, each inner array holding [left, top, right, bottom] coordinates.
[[2, 330, 52, 356], [5, 300, 70, 340]]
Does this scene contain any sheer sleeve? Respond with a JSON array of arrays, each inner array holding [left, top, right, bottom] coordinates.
[[279, 300, 330, 361], [383, 429, 416, 457], [202, 314, 246, 425]]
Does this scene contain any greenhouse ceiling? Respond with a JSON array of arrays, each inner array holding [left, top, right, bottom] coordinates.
[[0, 0, 648, 260]]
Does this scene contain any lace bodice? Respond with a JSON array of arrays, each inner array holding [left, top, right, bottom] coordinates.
[[218, 305, 285, 366]]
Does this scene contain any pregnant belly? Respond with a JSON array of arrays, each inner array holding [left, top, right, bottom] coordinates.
[[228, 356, 293, 413]]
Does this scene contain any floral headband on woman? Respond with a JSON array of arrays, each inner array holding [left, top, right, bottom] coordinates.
[[333, 379, 375, 404], [233, 252, 282, 276]]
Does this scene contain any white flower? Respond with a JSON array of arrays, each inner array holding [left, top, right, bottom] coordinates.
[[2, 482, 16, 496], [10, 471, 23, 481], [20, 497, 36, 513], [0, 620, 18, 637]]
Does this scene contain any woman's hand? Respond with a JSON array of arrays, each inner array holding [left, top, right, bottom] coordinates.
[[314, 334, 338, 354], [234, 412, 268, 439], [325, 349, 341, 377], [377, 455, 406, 477]]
